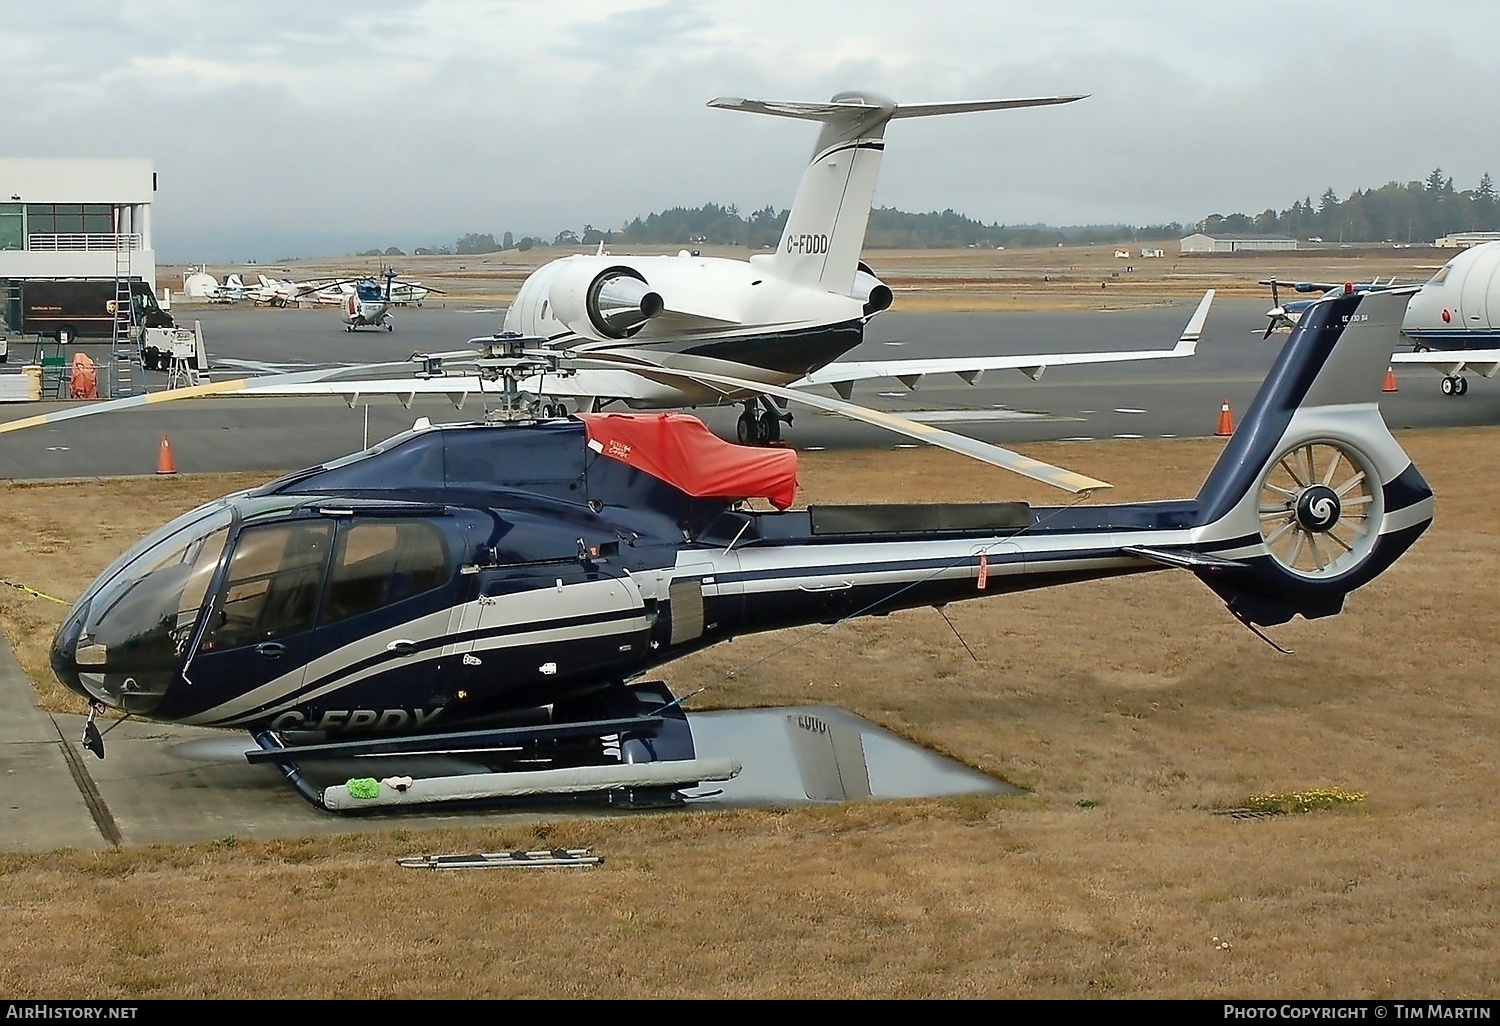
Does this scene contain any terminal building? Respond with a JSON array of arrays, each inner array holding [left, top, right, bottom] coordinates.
[[0, 158, 160, 341], [1179, 233, 1297, 254]]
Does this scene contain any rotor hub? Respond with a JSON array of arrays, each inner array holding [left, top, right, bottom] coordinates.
[[1294, 485, 1341, 533]]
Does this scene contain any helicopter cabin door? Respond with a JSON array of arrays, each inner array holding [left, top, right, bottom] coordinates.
[[183, 519, 334, 729], [296, 514, 470, 732]]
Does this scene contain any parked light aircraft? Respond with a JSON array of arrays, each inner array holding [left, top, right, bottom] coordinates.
[[181, 271, 249, 303], [241, 90, 1211, 445], [1260, 277, 1400, 339], [1263, 242, 1500, 395], [243, 275, 304, 308], [19, 288, 1430, 812]]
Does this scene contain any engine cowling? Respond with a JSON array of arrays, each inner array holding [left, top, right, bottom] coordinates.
[[854, 261, 892, 317], [549, 264, 665, 339]]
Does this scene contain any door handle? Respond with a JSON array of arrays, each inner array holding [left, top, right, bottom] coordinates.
[[798, 580, 854, 593], [256, 642, 285, 658], [386, 639, 419, 656]]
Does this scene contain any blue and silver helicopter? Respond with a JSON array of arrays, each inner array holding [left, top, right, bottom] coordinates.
[[30, 290, 1432, 812]]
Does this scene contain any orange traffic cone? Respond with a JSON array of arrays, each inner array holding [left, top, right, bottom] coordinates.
[[1215, 398, 1233, 437], [156, 434, 176, 475], [1383, 366, 1398, 392]]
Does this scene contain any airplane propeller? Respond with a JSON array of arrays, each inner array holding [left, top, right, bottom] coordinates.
[[1260, 278, 1289, 339]]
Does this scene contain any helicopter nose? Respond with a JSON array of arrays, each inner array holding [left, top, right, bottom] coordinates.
[[50, 609, 175, 715], [49, 607, 91, 702]]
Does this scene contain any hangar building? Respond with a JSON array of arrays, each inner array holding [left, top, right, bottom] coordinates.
[[1179, 233, 1297, 254], [1434, 232, 1500, 249]]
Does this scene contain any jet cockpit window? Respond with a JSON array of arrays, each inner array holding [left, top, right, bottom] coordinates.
[[320, 520, 449, 626], [1429, 265, 1452, 286], [202, 521, 333, 651]]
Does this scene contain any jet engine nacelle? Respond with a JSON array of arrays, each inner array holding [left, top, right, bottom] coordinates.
[[548, 264, 665, 339], [854, 261, 892, 317]]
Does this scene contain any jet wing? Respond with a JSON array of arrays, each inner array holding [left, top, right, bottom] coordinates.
[[1391, 348, 1500, 378], [571, 356, 1110, 495], [795, 290, 1213, 399]]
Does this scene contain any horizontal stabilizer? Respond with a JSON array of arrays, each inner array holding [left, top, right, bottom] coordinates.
[[708, 95, 1087, 121], [1121, 546, 1247, 571]]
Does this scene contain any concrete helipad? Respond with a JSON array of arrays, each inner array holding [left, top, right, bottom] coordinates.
[[0, 637, 1018, 852]]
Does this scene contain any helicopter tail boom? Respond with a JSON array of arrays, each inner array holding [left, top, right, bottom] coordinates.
[[1180, 288, 1432, 625]]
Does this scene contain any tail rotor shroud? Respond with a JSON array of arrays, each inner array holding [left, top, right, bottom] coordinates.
[[1257, 440, 1382, 580]]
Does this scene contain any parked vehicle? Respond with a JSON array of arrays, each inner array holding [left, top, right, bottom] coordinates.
[[1, 278, 174, 345]]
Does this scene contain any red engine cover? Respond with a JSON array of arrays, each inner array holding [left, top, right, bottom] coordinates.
[[577, 412, 798, 510]]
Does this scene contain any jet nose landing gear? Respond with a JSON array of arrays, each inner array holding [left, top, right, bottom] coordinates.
[[736, 396, 791, 446]]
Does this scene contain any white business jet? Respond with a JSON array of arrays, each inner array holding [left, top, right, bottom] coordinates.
[[1391, 241, 1500, 395], [224, 90, 1213, 448]]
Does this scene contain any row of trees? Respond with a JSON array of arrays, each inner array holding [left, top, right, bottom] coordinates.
[[1196, 169, 1498, 244], [413, 204, 1187, 255], [356, 168, 1500, 257]]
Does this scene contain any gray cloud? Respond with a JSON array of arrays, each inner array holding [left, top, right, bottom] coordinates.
[[5, 1, 1497, 260]]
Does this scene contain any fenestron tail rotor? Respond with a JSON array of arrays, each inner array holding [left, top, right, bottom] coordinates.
[[1257, 440, 1382, 579]]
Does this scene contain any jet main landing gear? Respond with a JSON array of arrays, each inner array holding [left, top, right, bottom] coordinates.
[[1441, 375, 1469, 396], [736, 396, 791, 446]]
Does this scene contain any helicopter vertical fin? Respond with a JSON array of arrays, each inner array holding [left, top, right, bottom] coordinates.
[[1185, 289, 1433, 625]]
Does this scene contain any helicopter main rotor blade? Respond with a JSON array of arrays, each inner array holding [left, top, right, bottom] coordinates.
[[567, 356, 1111, 495], [0, 362, 413, 437]]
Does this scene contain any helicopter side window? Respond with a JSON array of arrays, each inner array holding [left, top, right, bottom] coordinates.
[[201, 521, 333, 651], [320, 520, 449, 626]]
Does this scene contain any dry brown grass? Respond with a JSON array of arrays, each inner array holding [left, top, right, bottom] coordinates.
[[0, 430, 1496, 999]]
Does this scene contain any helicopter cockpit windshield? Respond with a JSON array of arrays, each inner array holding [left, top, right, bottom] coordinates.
[[54, 504, 233, 712]]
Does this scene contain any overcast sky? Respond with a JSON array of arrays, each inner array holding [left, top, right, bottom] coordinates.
[[5, 1, 1499, 262]]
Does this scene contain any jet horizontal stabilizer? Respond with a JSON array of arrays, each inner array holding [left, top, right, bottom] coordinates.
[[708, 95, 1087, 121]]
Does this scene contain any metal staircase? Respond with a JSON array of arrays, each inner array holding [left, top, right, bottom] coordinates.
[[109, 236, 138, 398]]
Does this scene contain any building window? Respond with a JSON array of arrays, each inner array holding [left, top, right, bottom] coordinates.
[[0, 204, 20, 251], [23, 203, 115, 236]]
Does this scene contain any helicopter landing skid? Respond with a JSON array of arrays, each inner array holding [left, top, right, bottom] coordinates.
[[246, 683, 740, 813]]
